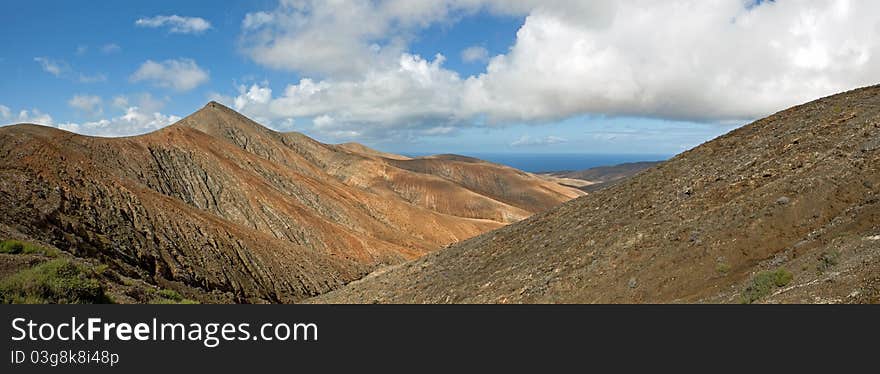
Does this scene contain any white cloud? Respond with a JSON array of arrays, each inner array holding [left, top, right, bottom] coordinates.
[[58, 107, 180, 137], [68, 95, 103, 116], [101, 43, 121, 54], [35, 56, 106, 83], [227, 53, 466, 140], [135, 15, 212, 34], [140, 93, 167, 113], [21, 110, 54, 125], [231, 0, 880, 141], [2, 99, 178, 137], [461, 46, 489, 63], [130, 59, 209, 91], [422, 126, 455, 135], [112, 93, 167, 114], [237, 0, 613, 77], [78, 73, 107, 83], [510, 135, 568, 147], [242, 12, 274, 30], [112, 96, 129, 109], [459, 0, 880, 123], [238, 0, 461, 77], [34, 57, 66, 76], [0, 108, 54, 126]]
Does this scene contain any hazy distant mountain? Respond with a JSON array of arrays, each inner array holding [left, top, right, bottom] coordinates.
[[539, 161, 662, 192], [0, 102, 582, 303], [313, 85, 880, 304]]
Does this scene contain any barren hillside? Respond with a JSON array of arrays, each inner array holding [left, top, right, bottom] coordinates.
[[313, 85, 880, 304], [0, 102, 581, 303]]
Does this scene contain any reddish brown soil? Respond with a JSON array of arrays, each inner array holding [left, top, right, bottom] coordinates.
[[312, 85, 880, 304], [0, 102, 580, 302]]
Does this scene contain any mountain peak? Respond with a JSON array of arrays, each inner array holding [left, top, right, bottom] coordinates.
[[192, 100, 245, 119], [203, 100, 231, 111], [175, 100, 273, 135]]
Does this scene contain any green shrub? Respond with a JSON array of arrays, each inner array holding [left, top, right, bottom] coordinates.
[[0, 240, 59, 257], [150, 297, 199, 305], [0, 240, 24, 254], [716, 262, 731, 275], [147, 288, 198, 304], [0, 259, 110, 304], [817, 250, 840, 272], [740, 268, 793, 304], [157, 288, 183, 301]]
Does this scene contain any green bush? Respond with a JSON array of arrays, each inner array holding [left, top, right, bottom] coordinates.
[[817, 250, 840, 272], [740, 268, 793, 304], [0, 240, 59, 257], [150, 298, 199, 305], [0, 240, 23, 253], [152, 288, 198, 304], [157, 288, 183, 301], [0, 259, 110, 304]]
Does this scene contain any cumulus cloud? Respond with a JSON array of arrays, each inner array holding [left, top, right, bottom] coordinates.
[[226, 53, 467, 140], [57, 107, 181, 136], [68, 94, 103, 116], [237, 0, 619, 77], [238, 0, 473, 77], [112, 93, 167, 114], [78, 73, 107, 83], [35, 57, 107, 83], [232, 0, 880, 142], [34, 57, 66, 76], [21, 110, 54, 125], [510, 135, 568, 147], [101, 43, 121, 54], [135, 15, 212, 34], [461, 46, 489, 63], [0, 108, 54, 126], [460, 0, 880, 123], [242, 11, 275, 30], [2, 97, 179, 137], [112, 96, 129, 109], [130, 59, 209, 91]]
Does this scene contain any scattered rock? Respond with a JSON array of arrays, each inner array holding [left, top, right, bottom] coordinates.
[[860, 139, 880, 152], [769, 254, 788, 266], [776, 196, 791, 205], [628, 277, 638, 289]]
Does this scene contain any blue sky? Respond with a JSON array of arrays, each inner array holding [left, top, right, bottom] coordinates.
[[2, 1, 877, 155], [1, 0, 276, 122]]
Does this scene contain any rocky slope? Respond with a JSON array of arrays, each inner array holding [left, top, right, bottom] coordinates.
[[0, 102, 581, 303], [312, 85, 880, 304]]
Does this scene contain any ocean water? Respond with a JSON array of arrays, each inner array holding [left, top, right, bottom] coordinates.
[[403, 153, 671, 173]]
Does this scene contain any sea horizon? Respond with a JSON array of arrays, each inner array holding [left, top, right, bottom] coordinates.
[[401, 152, 672, 173]]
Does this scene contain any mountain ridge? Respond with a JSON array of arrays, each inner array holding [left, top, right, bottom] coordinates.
[[311, 84, 880, 304], [540, 161, 663, 192], [0, 102, 582, 302]]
